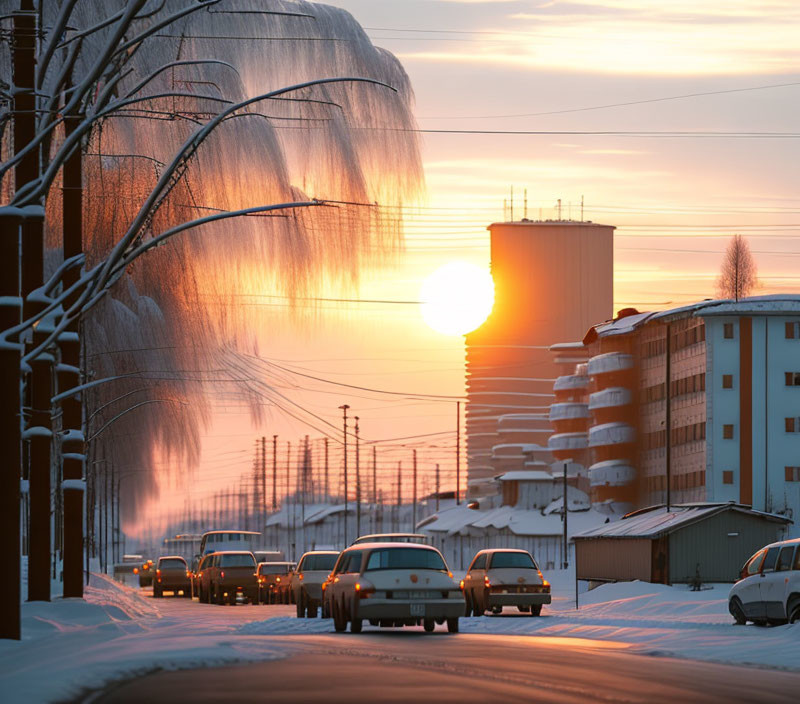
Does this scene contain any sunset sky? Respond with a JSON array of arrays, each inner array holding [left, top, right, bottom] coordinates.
[[137, 0, 800, 535]]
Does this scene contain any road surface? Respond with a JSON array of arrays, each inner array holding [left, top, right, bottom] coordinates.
[[90, 627, 799, 704]]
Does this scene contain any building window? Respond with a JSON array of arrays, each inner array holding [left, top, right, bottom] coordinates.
[[786, 417, 800, 433], [723, 424, 735, 439], [786, 372, 800, 386], [722, 470, 734, 485], [786, 322, 800, 339], [722, 374, 733, 389], [786, 467, 800, 482], [724, 323, 735, 339]]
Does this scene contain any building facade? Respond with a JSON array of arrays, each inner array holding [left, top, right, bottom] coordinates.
[[465, 220, 614, 495], [550, 296, 800, 536]]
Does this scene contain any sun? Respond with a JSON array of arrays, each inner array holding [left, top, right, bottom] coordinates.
[[420, 262, 495, 335]]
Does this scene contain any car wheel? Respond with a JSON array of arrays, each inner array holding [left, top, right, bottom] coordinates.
[[423, 619, 435, 633], [491, 605, 502, 615], [153, 586, 162, 598], [531, 604, 542, 617], [446, 617, 459, 633], [518, 605, 530, 613], [307, 603, 318, 619], [333, 600, 347, 632], [788, 602, 800, 625], [350, 616, 363, 633], [463, 591, 472, 616], [296, 594, 305, 618], [216, 587, 225, 605], [729, 598, 747, 625], [470, 590, 481, 616]]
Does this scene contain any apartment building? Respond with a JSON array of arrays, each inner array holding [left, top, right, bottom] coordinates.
[[550, 295, 800, 534]]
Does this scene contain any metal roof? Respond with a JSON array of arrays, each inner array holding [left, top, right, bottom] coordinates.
[[574, 502, 791, 540]]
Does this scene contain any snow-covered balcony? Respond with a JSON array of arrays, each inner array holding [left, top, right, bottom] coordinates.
[[548, 432, 588, 452], [553, 374, 589, 392], [587, 352, 634, 376], [549, 402, 590, 422], [588, 387, 632, 410], [588, 422, 636, 447], [589, 459, 636, 487]]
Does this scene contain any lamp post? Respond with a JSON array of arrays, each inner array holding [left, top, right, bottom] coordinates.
[[338, 404, 350, 546]]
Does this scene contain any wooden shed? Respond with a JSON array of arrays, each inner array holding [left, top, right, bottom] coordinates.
[[574, 502, 791, 585]]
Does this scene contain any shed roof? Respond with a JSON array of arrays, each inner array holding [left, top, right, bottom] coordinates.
[[574, 502, 791, 540]]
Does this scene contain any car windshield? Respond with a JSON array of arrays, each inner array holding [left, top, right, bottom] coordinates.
[[219, 553, 256, 568], [158, 558, 186, 570], [364, 547, 447, 572], [490, 552, 537, 569], [302, 554, 338, 571]]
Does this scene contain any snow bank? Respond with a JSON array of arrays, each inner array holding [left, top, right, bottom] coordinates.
[[239, 616, 332, 636], [0, 574, 285, 704]]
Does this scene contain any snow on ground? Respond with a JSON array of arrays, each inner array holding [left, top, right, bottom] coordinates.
[[0, 574, 286, 703]]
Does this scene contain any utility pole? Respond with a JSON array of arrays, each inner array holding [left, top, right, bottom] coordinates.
[[260, 436, 267, 531], [286, 441, 293, 559], [412, 450, 418, 532], [435, 464, 440, 512], [456, 401, 461, 504], [338, 404, 349, 546], [355, 416, 361, 538], [396, 462, 402, 532], [324, 438, 329, 500], [372, 446, 377, 533], [562, 461, 569, 570], [272, 434, 278, 510]]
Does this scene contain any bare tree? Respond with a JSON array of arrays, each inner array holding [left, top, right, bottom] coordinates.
[[717, 234, 758, 301]]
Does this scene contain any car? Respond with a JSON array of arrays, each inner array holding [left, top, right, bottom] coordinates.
[[461, 549, 551, 616], [196, 551, 258, 605], [322, 542, 463, 634], [291, 551, 339, 618], [135, 559, 154, 587], [351, 533, 429, 546], [728, 538, 800, 625], [153, 555, 191, 598], [256, 561, 296, 604]]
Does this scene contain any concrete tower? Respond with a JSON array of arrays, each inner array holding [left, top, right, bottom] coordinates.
[[465, 219, 614, 495]]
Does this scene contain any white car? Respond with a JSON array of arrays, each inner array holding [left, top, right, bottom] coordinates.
[[462, 549, 551, 616], [728, 538, 800, 625], [322, 542, 463, 633], [291, 550, 339, 618]]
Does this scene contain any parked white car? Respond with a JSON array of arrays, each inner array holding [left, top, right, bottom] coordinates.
[[322, 542, 463, 633], [462, 549, 551, 616], [291, 550, 339, 618], [728, 538, 800, 625]]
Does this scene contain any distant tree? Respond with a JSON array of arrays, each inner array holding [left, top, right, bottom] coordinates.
[[717, 234, 758, 301]]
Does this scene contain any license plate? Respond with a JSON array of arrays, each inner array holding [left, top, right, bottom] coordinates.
[[410, 603, 425, 616]]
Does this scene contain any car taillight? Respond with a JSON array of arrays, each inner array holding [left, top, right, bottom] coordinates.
[[276, 577, 281, 583], [355, 583, 375, 598], [133, 568, 139, 574], [156, 569, 161, 577], [448, 571, 453, 579], [484, 575, 491, 587], [220, 571, 225, 579], [187, 571, 192, 578], [299, 574, 304, 581], [459, 579, 465, 590]]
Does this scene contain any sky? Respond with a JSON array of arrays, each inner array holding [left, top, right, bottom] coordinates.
[[133, 0, 800, 538]]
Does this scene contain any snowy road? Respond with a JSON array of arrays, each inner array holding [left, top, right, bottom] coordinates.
[[91, 632, 799, 704], [3, 574, 799, 703]]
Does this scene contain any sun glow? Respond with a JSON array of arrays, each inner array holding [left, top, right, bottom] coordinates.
[[420, 262, 495, 336]]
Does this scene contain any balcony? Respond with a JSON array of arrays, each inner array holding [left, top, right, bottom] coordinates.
[[589, 460, 636, 487], [587, 352, 634, 376], [588, 387, 632, 410], [548, 432, 588, 452], [554, 374, 589, 391], [549, 402, 590, 422], [588, 422, 636, 447]]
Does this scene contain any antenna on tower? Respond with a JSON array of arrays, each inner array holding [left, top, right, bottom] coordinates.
[[581, 195, 584, 221], [524, 188, 528, 220], [510, 185, 514, 222], [557, 198, 562, 220]]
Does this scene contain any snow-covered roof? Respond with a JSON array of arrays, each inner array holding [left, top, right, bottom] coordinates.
[[495, 470, 554, 482], [574, 502, 792, 540], [692, 294, 800, 317]]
